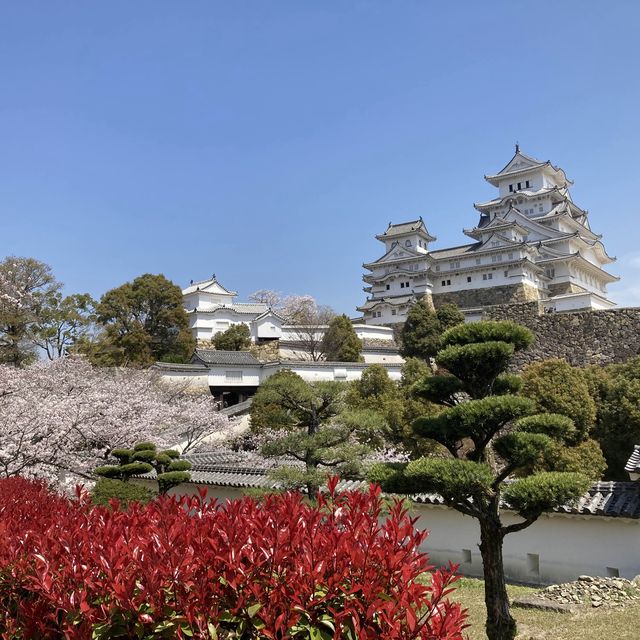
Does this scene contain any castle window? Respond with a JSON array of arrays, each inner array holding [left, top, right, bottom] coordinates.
[[405, 281, 410, 287], [504, 270, 509, 277], [491, 241, 499, 247], [525, 180, 531, 188], [391, 309, 397, 316], [467, 276, 472, 283], [483, 274, 487, 281], [509, 184, 514, 192], [517, 182, 522, 190], [400, 282, 405, 288], [405, 240, 411, 247], [441, 280, 446, 286], [475, 258, 481, 265], [435, 265, 440, 271], [386, 284, 390, 290], [447, 279, 451, 285], [508, 252, 514, 259]]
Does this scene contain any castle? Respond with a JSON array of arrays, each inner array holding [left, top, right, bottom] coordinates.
[[358, 147, 618, 325]]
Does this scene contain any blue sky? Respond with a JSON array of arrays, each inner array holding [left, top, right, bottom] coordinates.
[[2, 1, 639, 313]]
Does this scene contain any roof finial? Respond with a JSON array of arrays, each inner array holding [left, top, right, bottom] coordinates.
[[515, 142, 520, 154], [212, 273, 216, 280]]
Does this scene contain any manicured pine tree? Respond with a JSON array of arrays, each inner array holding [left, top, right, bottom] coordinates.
[[370, 320, 599, 640], [250, 370, 383, 496], [95, 441, 192, 496]]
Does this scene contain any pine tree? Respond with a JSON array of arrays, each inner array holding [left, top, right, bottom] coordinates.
[[321, 314, 362, 362], [370, 320, 599, 640], [95, 441, 192, 497], [250, 371, 383, 496]]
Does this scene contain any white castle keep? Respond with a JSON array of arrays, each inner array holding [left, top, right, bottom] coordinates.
[[358, 147, 618, 325]]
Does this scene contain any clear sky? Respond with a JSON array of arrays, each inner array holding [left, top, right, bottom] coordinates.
[[2, 1, 639, 313]]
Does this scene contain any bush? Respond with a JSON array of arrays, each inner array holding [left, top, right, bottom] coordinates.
[[0, 476, 467, 639], [91, 478, 156, 507]]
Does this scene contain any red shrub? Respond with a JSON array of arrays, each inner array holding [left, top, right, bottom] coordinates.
[[0, 476, 467, 639]]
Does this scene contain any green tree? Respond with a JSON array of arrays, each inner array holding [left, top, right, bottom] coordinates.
[[250, 371, 383, 496], [321, 314, 362, 362], [33, 292, 96, 359], [95, 441, 192, 496], [585, 357, 640, 478], [399, 301, 464, 360], [370, 321, 598, 640], [213, 323, 251, 351], [346, 362, 442, 459], [91, 274, 194, 366], [0, 256, 61, 366], [521, 359, 596, 440]]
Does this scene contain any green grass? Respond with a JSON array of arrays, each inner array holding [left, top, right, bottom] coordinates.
[[453, 577, 640, 639]]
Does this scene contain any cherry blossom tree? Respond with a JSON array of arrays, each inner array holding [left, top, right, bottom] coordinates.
[[0, 357, 229, 483]]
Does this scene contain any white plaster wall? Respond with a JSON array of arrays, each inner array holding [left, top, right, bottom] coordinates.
[[410, 504, 640, 585], [352, 324, 395, 341], [207, 366, 262, 387], [156, 370, 210, 390], [362, 350, 405, 364], [254, 315, 282, 339], [281, 363, 403, 383], [497, 171, 545, 198]]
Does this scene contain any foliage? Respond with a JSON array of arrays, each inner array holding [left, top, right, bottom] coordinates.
[[584, 356, 640, 478], [521, 359, 596, 441], [91, 478, 155, 507], [321, 314, 362, 362], [213, 323, 251, 351], [32, 291, 96, 359], [95, 441, 192, 495], [0, 357, 227, 483], [0, 256, 61, 366], [0, 476, 467, 639], [89, 273, 194, 367], [281, 295, 337, 361], [399, 301, 464, 360], [370, 321, 599, 640], [250, 371, 383, 495], [346, 362, 443, 459]]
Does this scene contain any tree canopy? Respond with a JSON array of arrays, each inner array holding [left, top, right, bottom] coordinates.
[[250, 370, 383, 495], [399, 301, 464, 361], [213, 323, 251, 351], [370, 320, 599, 640], [90, 273, 194, 366], [321, 314, 362, 362], [0, 256, 61, 366], [0, 357, 228, 483]]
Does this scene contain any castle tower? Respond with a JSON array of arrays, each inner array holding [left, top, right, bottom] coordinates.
[[357, 218, 435, 325], [358, 148, 618, 325]]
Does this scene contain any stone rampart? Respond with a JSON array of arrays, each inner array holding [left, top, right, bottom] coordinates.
[[431, 283, 541, 310], [483, 303, 640, 369]]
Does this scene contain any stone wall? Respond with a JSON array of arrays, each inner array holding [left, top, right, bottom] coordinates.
[[483, 303, 640, 369], [431, 283, 541, 310]]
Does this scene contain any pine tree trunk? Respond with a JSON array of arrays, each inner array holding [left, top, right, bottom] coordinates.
[[479, 514, 516, 640]]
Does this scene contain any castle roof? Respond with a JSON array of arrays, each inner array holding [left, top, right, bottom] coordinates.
[[183, 277, 237, 297], [484, 147, 571, 187], [189, 302, 270, 315], [375, 217, 436, 242], [191, 350, 261, 366]]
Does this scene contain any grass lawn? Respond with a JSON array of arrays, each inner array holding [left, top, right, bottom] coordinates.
[[453, 577, 640, 639]]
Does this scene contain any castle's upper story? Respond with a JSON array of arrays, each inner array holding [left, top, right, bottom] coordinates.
[[358, 147, 619, 325]]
